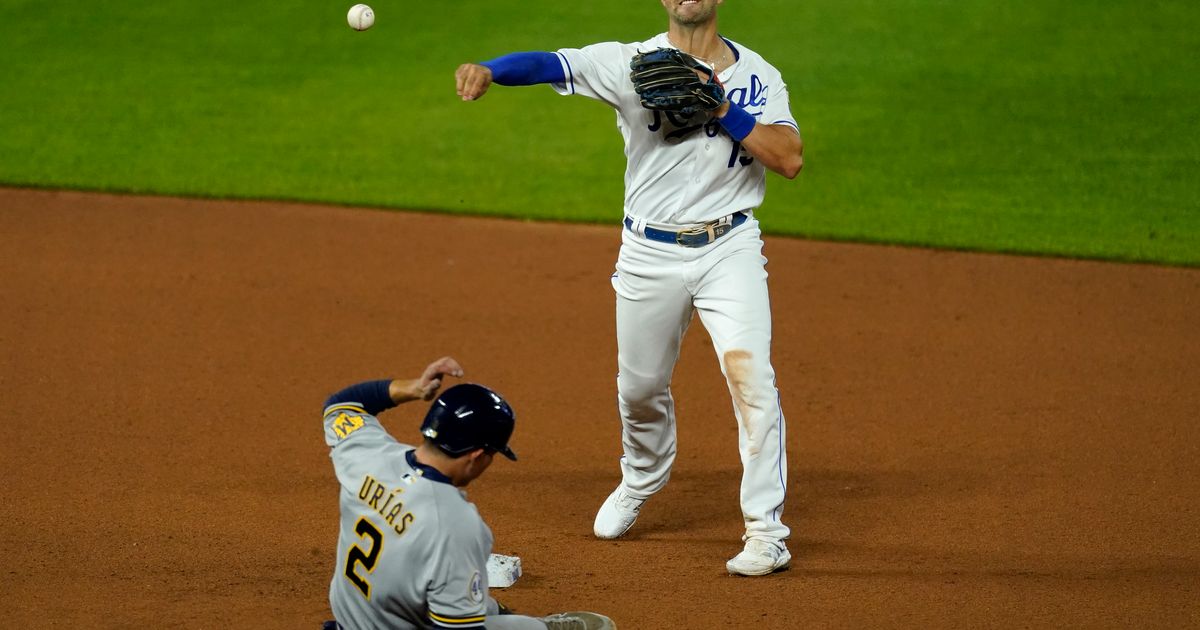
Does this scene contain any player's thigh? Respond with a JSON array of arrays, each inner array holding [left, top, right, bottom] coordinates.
[[613, 240, 694, 380], [693, 237, 774, 355], [694, 241, 781, 412]]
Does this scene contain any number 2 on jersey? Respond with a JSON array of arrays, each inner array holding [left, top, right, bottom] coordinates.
[[345, 517, 383, 599]]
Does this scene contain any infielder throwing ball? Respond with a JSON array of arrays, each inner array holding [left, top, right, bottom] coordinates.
[[456, 0, 802, 576], [322, 357, 615, 629]]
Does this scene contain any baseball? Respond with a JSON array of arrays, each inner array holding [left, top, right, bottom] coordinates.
[[347, 4, 374, 31]]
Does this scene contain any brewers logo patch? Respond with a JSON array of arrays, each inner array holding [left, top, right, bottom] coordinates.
[[330, 411, 366, 439]]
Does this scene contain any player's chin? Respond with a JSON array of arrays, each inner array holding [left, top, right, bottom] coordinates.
[[673, 4, 714, 23]]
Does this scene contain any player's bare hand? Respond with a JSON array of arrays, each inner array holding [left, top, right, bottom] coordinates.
[[456, 63, 493, 101], [418, 356, 464, 400], [388, 357, 464, 404]]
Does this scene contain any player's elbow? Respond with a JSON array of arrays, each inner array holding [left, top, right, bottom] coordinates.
[[779, 154, 803, 179], [775, 137, 804, 179], [773, 150, 803, 179]]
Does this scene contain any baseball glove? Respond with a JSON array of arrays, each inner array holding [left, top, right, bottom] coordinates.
[[629, 48, 725, 116]]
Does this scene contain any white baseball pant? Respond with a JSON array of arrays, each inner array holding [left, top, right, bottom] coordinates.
[[611, 215, 789, 542]]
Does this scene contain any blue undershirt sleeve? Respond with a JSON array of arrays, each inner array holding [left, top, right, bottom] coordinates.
[[481, 51, 566, 86], [324, 379, 396, 416]]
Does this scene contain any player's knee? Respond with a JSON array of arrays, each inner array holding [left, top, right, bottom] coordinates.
[[617, 373, 671, 408], [724, 349, 753, 382], [723, 349, 766, 407]]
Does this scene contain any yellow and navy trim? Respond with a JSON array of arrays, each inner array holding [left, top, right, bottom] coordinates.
[[428, 610, 487, 628], [323, 403, 368, 418]]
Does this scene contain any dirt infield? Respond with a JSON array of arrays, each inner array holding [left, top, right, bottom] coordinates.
[[1, 188, 1197, 629]]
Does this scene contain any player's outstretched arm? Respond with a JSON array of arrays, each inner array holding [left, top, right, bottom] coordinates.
[[714, 102, 804, 179], [456, 51, 566, 101]]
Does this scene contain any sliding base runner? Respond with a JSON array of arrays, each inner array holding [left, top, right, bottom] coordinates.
[[320, 357, 615, 629]]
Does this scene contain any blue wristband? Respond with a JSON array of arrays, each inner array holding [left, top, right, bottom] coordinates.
[[718, 102, 756, 142]]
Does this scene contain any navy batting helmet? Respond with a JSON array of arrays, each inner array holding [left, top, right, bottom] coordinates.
[[421, 384, 517, 461]]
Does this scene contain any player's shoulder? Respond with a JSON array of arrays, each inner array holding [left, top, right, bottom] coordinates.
[[573, 40, 640, 62], [426, 481, 481, 519], [330, 438, 412, 484], [414, 479, 486, 548], [724, 38, 784, 73], [576, 33, 667, 57], [634, 32, 671, 51]]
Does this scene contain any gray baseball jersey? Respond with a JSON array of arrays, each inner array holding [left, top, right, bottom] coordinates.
[[324, 401, 492, 629]]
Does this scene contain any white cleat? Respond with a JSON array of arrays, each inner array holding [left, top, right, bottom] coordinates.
[[593, 486, 646, 539], [542, 611, 617, 630], [726, 539, 792, 576]]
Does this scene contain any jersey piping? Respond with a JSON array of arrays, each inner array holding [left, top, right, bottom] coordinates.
[[428, 610, 487, 628]]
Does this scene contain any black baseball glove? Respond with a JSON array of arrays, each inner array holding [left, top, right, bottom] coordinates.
[[629, 48, 725, 117]]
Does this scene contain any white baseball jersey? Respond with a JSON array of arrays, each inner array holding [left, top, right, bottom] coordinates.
[[324, 403, 492, 629], [552, 33, 799, 227]]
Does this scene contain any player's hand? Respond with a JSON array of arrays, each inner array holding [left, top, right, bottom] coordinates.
[[417, 356, 464, 400], [456, 63, 493, 101], [388, 357, 464, 404]]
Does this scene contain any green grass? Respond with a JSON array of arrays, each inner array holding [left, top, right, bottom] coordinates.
[[1, 0, 1197, 265]]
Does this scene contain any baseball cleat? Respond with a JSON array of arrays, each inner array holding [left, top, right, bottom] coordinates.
[[726, 539, 792, 576], [592, 485, 646, 539], [542, 611, 617, 630]]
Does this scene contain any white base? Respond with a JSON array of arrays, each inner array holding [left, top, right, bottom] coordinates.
[[487, 553, 522, 588]]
